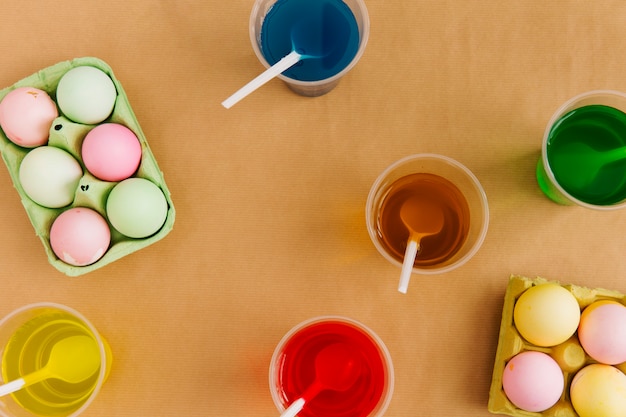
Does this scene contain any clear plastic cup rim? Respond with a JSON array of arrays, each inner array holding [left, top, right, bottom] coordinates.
[[366, 153, 490, 275], [541, 89, 626, 210], [0, 302, 108, 417]]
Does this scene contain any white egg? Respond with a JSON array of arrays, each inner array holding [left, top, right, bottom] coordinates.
[[19, 146, 83, 208]]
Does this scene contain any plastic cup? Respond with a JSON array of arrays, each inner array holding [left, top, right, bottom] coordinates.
[[269, 316, 393, 417], [249, 0, 370, 97], [0, 303, 112, 417], [536, 90, 626, 209], [366, 154, 489, 276]]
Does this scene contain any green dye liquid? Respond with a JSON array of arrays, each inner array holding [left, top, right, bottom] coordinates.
[[1, 311, 103, 416], [547, 104, 626, 205]]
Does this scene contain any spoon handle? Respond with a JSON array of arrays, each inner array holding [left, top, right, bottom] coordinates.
[[0, 378, 26, 398], [222, 50, 302, 109], [280, 398, 305, 417], [0, 368, 48, 398], [399, 238, 419, 294]]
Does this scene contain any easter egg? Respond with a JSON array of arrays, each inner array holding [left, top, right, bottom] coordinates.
[[50, 207, 111, 266], [502, 351, 564, 412], [570, 364, 626, 417], [106, 178, 168, 238], [578, 300, 626, 365], [56, 66, 117, 124], [513, 284, 580, 346], [82, 123, 142, 181], [19, 146, 82, 208], [0, 87, 58, 147]]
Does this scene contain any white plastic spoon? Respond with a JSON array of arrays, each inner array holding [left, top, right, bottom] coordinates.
[[222, 18, 334, 109], [222, 50, 304, 109], [398, 197, 445, 294]]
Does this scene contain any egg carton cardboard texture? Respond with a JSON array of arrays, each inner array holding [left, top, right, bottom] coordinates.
[[488, 275, 626, 417], [0, 57, 175, 276]]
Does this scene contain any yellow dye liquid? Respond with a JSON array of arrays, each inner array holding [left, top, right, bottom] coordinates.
[[1, 310, 110, 416]]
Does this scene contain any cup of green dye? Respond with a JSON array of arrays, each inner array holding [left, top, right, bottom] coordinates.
[[536, 90, 626, 209]]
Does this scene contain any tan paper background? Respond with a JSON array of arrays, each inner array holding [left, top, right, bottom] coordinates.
[[2, 1, 626, 416]]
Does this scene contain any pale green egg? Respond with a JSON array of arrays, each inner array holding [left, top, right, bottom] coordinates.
[[106, 178, 168, 238], [56, 66, 116, 125]]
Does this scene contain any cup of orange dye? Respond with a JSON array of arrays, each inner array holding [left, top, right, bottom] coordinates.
[[366, 154, 489, 292]]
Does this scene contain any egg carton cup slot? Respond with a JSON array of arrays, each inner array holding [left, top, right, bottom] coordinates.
[[488, 275, 626, 417], [0, 57, 175, 276]]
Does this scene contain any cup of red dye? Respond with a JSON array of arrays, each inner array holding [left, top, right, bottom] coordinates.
[[269, 316, 394, 417]]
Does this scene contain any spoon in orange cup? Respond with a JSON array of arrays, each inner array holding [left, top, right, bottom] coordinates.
[[398, 197, 445, 293]]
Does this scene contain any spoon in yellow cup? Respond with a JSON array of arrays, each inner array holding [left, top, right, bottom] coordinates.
[[0, 335, 101, 397]]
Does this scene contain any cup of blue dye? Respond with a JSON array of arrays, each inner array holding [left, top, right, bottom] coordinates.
[[249, 0, 370, 97]]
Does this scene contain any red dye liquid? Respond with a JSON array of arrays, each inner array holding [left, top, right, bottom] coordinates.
[[273, 320, 388, 417]]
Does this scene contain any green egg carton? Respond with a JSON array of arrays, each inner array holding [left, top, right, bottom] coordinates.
[[488, 275, 626, 417], [0, 57, 175, 276]]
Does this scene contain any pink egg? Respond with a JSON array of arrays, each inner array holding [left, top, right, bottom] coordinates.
[[50, 207, 111, 266], [81, 123, 141, 181], [578, 300, 626, 365], [0, 87, 58, 147], [502, 351, 564, 412]]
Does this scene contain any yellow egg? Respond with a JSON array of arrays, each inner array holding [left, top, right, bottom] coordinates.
[[570, 364, 626, 417], [513, 283, 580, 346]]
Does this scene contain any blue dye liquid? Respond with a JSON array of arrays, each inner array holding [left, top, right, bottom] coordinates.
[[260, 0, 360, 82]]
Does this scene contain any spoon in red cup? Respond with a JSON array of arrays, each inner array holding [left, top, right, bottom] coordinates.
[[279, 342, 362, 417]]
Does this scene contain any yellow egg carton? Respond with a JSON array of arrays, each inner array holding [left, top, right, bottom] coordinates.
[[0, 57, 175, 276], [488, 275, 626, 417]]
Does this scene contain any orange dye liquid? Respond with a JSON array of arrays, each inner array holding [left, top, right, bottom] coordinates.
[[377, 173, 470, 266]]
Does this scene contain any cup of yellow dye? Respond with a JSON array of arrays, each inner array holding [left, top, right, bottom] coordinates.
[[0, 303, 112, 417]]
